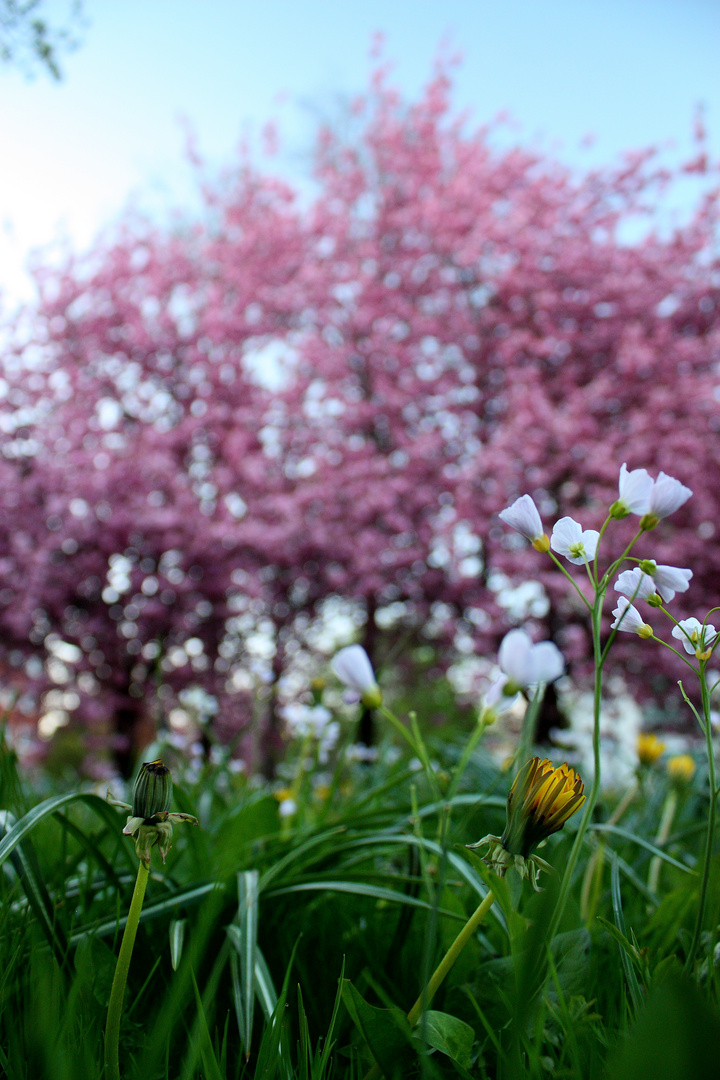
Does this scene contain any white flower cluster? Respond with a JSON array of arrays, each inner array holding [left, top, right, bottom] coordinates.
[[500, 463, 717, 665], [500, 462, 692, 570]]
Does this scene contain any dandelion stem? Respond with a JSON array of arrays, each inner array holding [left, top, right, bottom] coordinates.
[[365, 887, 497, 1079], [105, 860, 149, 1080], [407, 888, 496, 1027]]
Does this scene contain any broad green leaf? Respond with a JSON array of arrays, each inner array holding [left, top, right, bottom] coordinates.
[[417, 1009, 475, 1070], [341, 979, 413, 1077], [74, 934, 117, 1006]]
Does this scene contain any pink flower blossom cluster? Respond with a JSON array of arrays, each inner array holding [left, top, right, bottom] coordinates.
[[0, 56, 718, 770]]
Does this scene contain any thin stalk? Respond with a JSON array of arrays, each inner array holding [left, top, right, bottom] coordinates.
[[648, 788, 678, 896], [515, 685, 545, 769], [407, 888, 496, 1025], [105, 860, 149, 1080], [549, 593, 604, 938], [364, 888, 496, 1080], [445, 713, 489, 803], [685, 666, 717, 971], [581, 778, 638, 921], [380, 704, 440, 800]]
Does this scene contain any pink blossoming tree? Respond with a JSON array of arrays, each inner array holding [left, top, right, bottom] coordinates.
[[1, 57, 718, 770]]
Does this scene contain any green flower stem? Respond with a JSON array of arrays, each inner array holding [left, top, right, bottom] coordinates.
[[581, 778, 638, 922], [444, 713, 489, 803], [380, 704, 440, 800], [648, 788, 678, 896], [547, 551, 593, 610], [407, 888, 496, 1026], [549, 592, 605, 939], [686, 665, 717, 971], [105, 860, 150, 1080], [365, 887, 497, 1078], [379, 703, 420, 756], [515, 685, 545, 769]]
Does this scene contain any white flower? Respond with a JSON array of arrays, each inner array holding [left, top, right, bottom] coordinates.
[[485, 628, 564, 714], [647, 472, 692, 520], [611, 597, 653, 637], [331, 645, 382, 707], [616, 463, 653, 515], [672, 617, 717, 658], [649, 564, 693, 602], [550, 516, 600, 565], [614, 568, 656, 602], [278, 798, 297, 818], [499, 495, 550, 551]]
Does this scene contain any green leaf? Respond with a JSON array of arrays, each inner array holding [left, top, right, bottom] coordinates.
[[608, 975, 720, 1080], [417, 1010, 475, 1070], [610, 854, 644, 1015], [237, 869, 259, 1057], [0, 792, 119, 868], [268, 879, 464, 919], [169, 918, 186, 971], [186, 969, 224, 1080], [591, 823, 695, 875], [341, 979, 413, 1077], [74, 934, 117, 1007], [254, 944, 297, 1080]]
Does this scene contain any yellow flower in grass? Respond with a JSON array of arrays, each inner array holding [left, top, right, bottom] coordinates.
[[469, 757, 586, 890], [637, 732, 666, 766], [666, 754, 696, 785]]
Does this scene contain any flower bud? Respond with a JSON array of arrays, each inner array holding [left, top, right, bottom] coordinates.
[[666, 754, 696, 785], [132, 760, 172, 819], [531, 534, 551, 553], [637, 732, 665, 766]]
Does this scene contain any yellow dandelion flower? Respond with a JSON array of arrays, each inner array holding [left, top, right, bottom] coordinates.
[[637, 732, 666, 766], [666, 754, 696, 785], [468, 757, 585, 890]]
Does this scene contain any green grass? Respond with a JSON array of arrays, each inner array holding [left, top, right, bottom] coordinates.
[[0, 719, 718, 1080]]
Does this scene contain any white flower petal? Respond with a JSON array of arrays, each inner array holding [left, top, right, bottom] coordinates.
[[611, 596, 646, 634], [648, 473, 692, 519], [551, 516, 582, 552], [551, 517, 599, 565], [484, 675, 520, 713], [653, 564, 692, 603], [527, 641, 565, 684], [331, 645, 377, 694], [618, 463, 653, 515], [498, 628, 535, 684], [498, 495, 544, 541], [614, 568, 656, 601], [672, 618, 717, 655], [497, 628, 564, 688]]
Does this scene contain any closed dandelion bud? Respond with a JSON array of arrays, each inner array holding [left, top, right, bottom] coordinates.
[[132, 760, 172, 819], [502, 757, 586, 859], [667, 754, 696, 785], [113, 758, 199, 867]]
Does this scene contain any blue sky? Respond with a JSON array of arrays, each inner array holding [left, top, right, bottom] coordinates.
[[0, 0, 717, 303]]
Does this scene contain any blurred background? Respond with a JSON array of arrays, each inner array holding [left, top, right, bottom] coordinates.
[[1, 0, 719, 779]]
